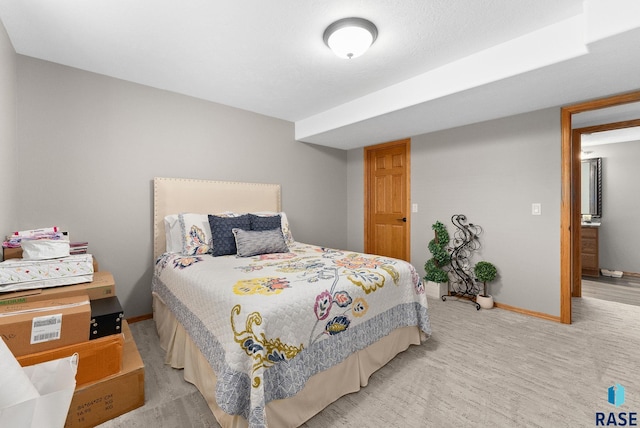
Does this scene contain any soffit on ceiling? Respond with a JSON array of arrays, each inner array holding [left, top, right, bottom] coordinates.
[[1, 0, 639, 149]]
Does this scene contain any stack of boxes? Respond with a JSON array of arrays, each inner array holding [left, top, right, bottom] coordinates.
[[0, 256, 145, 427]]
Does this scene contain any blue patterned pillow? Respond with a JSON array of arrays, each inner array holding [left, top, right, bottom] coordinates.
[[232, 228, 289, 257], [249, 214, 281, 231], [251, 211, 295, 245], [208, 214, 251, 256]]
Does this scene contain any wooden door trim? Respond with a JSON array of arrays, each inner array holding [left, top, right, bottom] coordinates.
[[364, 138, 411, 259], [560, 107, 573, 324], [571, 129, 582, 298], [560, 90, 640, 324], [575, 118, 640, 134]]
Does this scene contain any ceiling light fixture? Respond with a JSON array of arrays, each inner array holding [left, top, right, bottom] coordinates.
[[323, 17, 378, 59]]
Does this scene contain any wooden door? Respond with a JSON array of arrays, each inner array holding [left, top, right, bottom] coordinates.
[[364, 139, 410, 261]]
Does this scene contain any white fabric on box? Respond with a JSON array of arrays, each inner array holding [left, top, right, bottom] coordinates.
[[0, 337, 39, 409], [0, 337, 79, 428], [20, 240, 70, 260]]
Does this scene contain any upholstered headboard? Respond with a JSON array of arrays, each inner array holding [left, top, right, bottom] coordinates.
[[153, 177, 281, 260]]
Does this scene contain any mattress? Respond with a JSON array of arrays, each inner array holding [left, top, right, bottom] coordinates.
[[152, 242, 431, 427], [0, 254, 94, 292]]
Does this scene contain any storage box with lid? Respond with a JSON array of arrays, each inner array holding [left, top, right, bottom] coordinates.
[[90, 296, 124, 340]]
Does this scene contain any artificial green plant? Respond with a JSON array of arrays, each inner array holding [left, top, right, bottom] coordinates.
[[474, 261, 498, 297], [424, 221, 451, 284]]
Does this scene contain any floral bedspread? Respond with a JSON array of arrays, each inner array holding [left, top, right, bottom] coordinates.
[[152, 242, 431, 428]]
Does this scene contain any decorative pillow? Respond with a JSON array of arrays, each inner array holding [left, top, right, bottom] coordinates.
[[250, 211, 294, 245], [232, 228, 289, 257], [179, 213, 213, 255], [208, 214, 251, 256], [249, 214, 281, 231]]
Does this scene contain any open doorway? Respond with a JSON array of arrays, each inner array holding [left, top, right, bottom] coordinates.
[[573, 121, 640, 307], [560, 91, 640, 323]]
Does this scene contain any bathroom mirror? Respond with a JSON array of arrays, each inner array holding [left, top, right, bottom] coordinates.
[[581, 157, 602, 218]]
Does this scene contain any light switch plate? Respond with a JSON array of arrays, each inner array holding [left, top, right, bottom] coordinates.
[[532, 203, 541, 215]]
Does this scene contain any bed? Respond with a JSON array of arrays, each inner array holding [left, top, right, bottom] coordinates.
[[151, 177, 431, 428]]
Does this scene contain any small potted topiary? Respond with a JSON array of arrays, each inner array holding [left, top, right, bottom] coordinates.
[[424, 221, 451, 295], [474, 261, 497, 309]]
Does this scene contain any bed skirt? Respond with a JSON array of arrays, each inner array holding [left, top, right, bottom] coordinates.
[[152, 292, 422, 428]]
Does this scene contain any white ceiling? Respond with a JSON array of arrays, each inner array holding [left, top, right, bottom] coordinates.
[[581, 127, 640, 146], [1, 0, 640, 149]]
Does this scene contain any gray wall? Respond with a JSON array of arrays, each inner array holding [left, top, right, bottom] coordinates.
[[347, 108, 562, 317], [15, 56, 348, 318], [346, 149, 364, 253], [586, 141, 640, 273], [2, 28, 568, 318], [0, 19, 17, 241]]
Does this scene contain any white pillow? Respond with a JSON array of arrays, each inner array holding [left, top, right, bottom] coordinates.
[[164, 214, 184, 253]]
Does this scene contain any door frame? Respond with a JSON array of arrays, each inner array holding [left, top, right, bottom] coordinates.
[[560, 90, 640, 324], [364, 138, 411, 260]]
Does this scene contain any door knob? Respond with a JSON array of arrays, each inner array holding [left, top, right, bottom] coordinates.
[[397, 217, 407, 222]]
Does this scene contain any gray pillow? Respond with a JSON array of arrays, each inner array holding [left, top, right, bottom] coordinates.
[[232, 228, 289, 257]]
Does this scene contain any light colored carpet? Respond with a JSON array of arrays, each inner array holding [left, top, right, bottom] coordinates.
[[582, 276, 640, 307], [99, 297, 640, 427]]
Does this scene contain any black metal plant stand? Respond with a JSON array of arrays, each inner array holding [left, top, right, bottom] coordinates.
[[441, 214, 483, 310]]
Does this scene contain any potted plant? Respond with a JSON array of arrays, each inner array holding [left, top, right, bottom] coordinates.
[[474, 261, 497, 309], [424, 221, 451, 294]]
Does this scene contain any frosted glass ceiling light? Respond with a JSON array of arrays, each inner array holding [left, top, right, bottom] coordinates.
[[323, 18, 378, 59]]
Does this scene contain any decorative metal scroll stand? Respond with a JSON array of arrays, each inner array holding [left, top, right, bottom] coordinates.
[[441, 214, 483, 310]]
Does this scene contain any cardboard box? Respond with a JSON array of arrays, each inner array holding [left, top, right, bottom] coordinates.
[[1, 247, 99, 271], [64, 321, 145, 428], [90, 296, 123, 340], [17, 332, 124, 387], [2, 246, 23, 260], [0, 271, 115, 306], [0, 295, 91, 357]]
